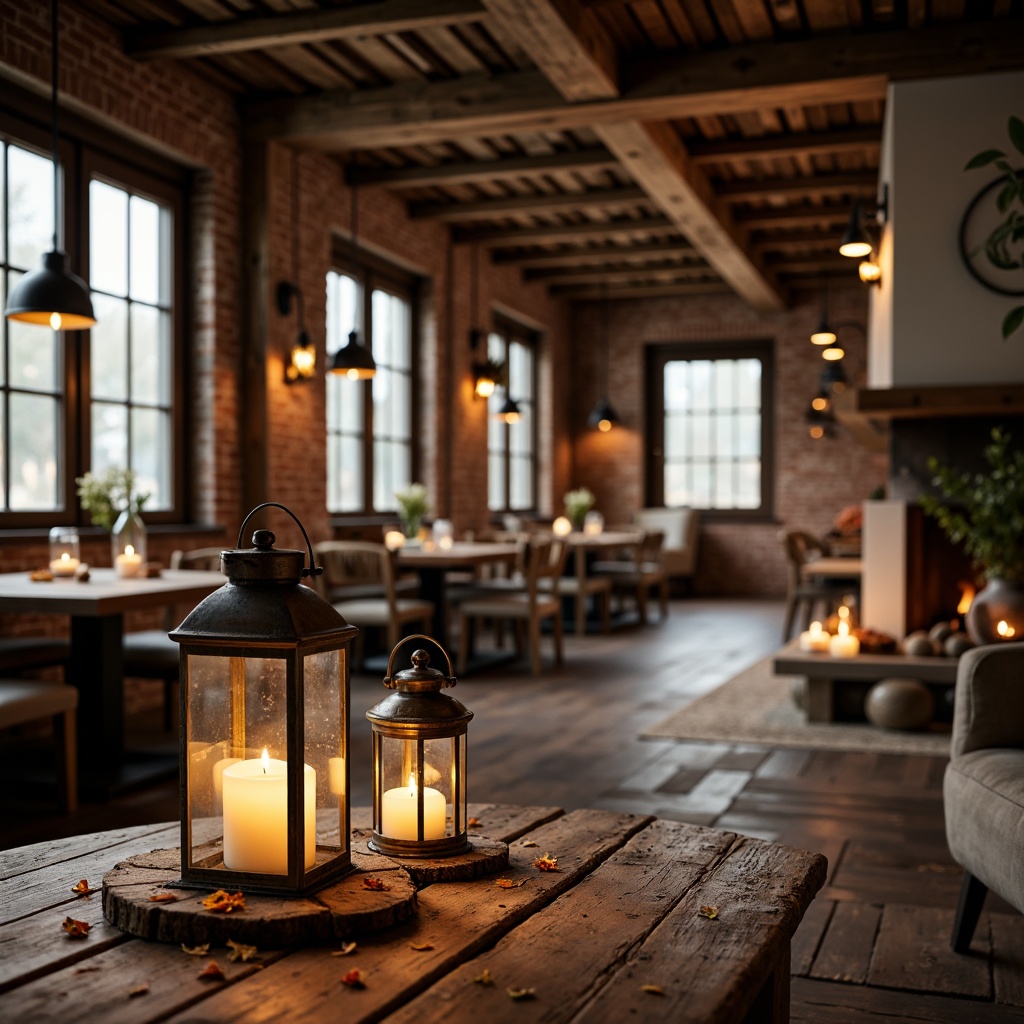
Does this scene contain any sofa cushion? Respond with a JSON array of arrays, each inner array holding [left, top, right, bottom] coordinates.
[[944, 749, 1024, 915]]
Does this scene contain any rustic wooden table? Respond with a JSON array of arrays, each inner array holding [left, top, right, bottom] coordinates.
[[0, 804, 825, 1023]]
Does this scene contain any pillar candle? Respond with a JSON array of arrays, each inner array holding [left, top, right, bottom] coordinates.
[[799, 621, 830, 652], [829, 621, 860, 658], [49, 552, 80, 577], [380, 777, 446, 841], [222, 749, 316, 873], [115, 544, 143, 578]]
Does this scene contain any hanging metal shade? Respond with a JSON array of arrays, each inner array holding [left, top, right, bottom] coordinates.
[[587, 396, 620, 432], [329, 329, 376, 379], [495, 393, 521, 424], [839, 200, 873, 258]]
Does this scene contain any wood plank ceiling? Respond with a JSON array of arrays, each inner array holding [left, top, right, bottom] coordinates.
[[89, 0, 1024, 307]]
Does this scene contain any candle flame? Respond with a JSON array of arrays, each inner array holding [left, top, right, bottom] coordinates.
[[408, 773, 418, 793], [997, 620, 1016, 638], [125, 544, 135, 557], [957, 582, 976, 616], [810, 621, 822, 635], [60, 552, 70, 563], [838, 606, 849, 620], [838, 621, 849, 638], [261, 747, 270, 773], [50, 311, 62, 331]]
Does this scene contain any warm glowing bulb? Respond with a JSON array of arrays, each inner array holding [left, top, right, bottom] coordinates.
[[859, 259, 882, 284], [552, 516, 572, 537], [475, 376, 495, 398], [125, 544, 135, 557], [809, 425, 824, 439], [504, 411, 520, 424], [261, 747, 270, 773], [837, 621, 849, 638], [291, 345, 315, 376], [347, 367, 360, 381], [811, 396, 828, 412], [822, 347, 845, 361], [810, 330, 836, 346], [598, 419, 611, 432], [838, 606, 849, 620], [839, 240, 873, 259], [49, 311, 62, 331], [997, 620, 1016, 638]]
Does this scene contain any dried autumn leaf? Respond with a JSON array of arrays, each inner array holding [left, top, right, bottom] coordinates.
[[181, 943, 210, 957], [340, 968, 366, 989], [361, 876, 390, 892], [227, 938, 259, 963], [495, 877, 527, 889], [474, 969, 494, 987], [202, 890, 246, 913], [507, 987, 536, 1001], [331, 942, 357, 957], [408, 942, 434, 951], [466, 817, 482, 828], [197, 961, 226, 981], [533, 854, 559, 872], [148, 892, 178, 903], [128, 983, 150, 998], [62, 916, 91, 939], [71, 879, 96, 895], [73, 966, 101, 975], [520, 840, 538, 848], [641, 984, 665, 996], [698, 905, 719, 920]]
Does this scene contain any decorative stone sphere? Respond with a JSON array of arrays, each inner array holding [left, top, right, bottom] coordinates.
[[865, 678, 935, 731], [928, 621, 953, 644], [944, 633, 974, 658], [903, 631, 938, 657]]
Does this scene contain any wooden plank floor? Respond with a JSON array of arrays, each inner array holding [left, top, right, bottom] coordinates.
[[1, 597, 1021, 1021]]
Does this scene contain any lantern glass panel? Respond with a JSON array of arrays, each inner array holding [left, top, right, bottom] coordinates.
[[304, 648, 347, 858], [377, 735, 461, 841]]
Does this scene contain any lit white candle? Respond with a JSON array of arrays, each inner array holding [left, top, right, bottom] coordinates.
[[49, 552, 81, 577], [222, 748, 316, 873], [114, 544, 143, 578], [328, 756, 346, 795], [552, 516, 572, 537], [380, 775, 446, 841], [799, 621, 830, 652], [384, 530, 406, 551], [829, 621, 860, 658]]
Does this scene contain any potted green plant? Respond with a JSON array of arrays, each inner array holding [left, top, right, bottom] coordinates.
[[395, 483, 430, 540], [920, 428, 1024, 643], [564, 487, 595, 531]]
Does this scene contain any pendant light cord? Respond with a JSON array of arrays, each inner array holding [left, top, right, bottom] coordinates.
[[350, 161, 359, 281], [50, 0, 59, 251], [290, 149, 304, 329], [601, 280, 610, 397]]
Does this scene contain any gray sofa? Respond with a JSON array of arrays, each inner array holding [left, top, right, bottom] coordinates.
[[944, 642, 1024, 952]]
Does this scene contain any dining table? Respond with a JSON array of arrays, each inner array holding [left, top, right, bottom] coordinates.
[[563, 530, 643, 632], [0, 802, 826, 1023], [0, 568, 225, 796]]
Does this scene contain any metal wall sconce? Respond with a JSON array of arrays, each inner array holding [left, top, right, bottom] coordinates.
[[840, 186, 887, 287], [278, 281, 316, 383], [495, 391, 521, 424], [588, 282, 620, 432], [858, 258, 882, 286]]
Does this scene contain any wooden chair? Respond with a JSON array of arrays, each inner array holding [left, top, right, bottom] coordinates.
[[316, 541, 434, 663], [121, 547, 225, 730], [457, 536, 567, 675], [779, 530, 846, 641], [0, 679, 77, 811], [591, 529, 669, 625], [540, 542, 613, 635]]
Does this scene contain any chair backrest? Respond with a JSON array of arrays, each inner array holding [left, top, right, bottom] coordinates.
[[779, 530, 828, 587], [524, 536, 568, 597], [638, 529, 665, 565], [314, 540, 397, 607], [171, 547, 224, 572]]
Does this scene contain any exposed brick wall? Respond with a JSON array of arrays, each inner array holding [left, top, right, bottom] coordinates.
[[569, 288, 888, 596]]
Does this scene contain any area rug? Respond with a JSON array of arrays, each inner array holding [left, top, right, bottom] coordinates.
[[644, 655, 951, 757]]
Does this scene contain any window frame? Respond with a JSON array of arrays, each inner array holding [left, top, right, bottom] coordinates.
[[0, 95, 188, 529], [327, 244, 420, 521], [487, 313, 539, 517], [645, 340, 775, 522]]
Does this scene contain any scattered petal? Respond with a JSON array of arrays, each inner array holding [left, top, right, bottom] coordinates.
[[227, 938, 259, 963], [361, 876, 390, 892], [520, 840, 538, 848], [507, 987, 536, 1001], [71, 879, 97, 895], [698, 905, 719, 920], [202, 890, 246, 913], [197, 961, 226, 981], [181, 943, 210, 956], [495, 878, 527, 889], [641, 984, 665, 996], [331, 942, 357, 957], [62, 916, 91, 939], [474, 969, 494, 987], [148, 892, 178, 903], [466, 817, 482, 828], [341, 968, 366, 989], [533, 854, 559, 872], [128, 983, 150, 998], [408, 942, 434, 951]]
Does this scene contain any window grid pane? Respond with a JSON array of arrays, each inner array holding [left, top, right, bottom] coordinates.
[[488, 330, 537, 514]]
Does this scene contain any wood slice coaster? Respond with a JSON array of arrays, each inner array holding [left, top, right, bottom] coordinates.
[[351, 830, 509, 884], [102, 847, 417, 947]]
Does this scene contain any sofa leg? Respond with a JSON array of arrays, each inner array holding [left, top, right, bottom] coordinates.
[[951, 871, 988, 953]]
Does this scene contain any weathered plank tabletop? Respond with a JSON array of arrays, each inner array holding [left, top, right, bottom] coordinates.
[[0, 804, 826, 1023]]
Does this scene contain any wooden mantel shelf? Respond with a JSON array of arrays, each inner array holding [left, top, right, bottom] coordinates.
[[835, 383, 1024, 450]]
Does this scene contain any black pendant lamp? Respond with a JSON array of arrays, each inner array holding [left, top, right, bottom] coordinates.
[[329, 160, 375, 380], [496, 392, 521, 424], [587, 282, 620, 432], [5, 0, 95, 331], [838, 198, 873, 259]]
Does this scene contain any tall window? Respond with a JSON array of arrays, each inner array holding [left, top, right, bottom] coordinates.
[[488, 317, 537, 513], [646, 342, 773, 518], [326, 256, 416, 515], [0, 105, 184, 525]]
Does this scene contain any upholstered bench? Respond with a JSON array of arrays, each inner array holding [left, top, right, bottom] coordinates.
[[0, 680, 78, 812]]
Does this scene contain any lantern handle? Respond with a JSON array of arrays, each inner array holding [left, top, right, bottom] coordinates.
[[384, 634, 456, 689], [235, 501, 323, 578]]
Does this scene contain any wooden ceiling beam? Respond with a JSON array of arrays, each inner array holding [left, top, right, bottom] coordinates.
[[552, 281, 735, 299], [242, 20, 1024, 149], [125, 0, 485, 60], [492, 238, 697, 266], [453, 215, 674, 245], [734, 203, 856, 228], [353, 147, 620, 188], [687, 126, 881, 165], [410, 186, 652, 221], [525, 261, 710, 283], [717, 171, 878, 201]]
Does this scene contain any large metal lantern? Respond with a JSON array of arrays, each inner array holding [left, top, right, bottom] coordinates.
[[170, 503, 358, 895], [366, 638, 473, 859]]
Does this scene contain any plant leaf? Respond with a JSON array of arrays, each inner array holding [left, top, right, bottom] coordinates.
[[181, 943, 210, 956], [340, 968, 366, 989], [149, 892, 178, 903], [641, 984, 666, 996], [128, 983, 150, 998], [361, 876, 390, 891], [466, 817, 482, 828], [495, 877, 528, 888], [965, 148, 1005, 170], [698, 904, 719, 920], [998, 180, 1019, 213], [507, 987, 537, 1001], [202, 890, 245, 914], [227, 938, 259, 963], [1009, 116, 1024, 157], [1002, 305, 1024, 339], [71, 879, 97, 895], [62, 916, 91, 939], [331, 942, 357, 957], [474, 968, 494, 986], [409, 942, 435, 951], [520, 839, 538, 848], [533, 853, 559, 872], [197, 961, 226, 981]]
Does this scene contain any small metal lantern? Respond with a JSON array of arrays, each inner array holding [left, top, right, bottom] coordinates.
[[366, 637, 473, 858], [170, 503, 358, 895]]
